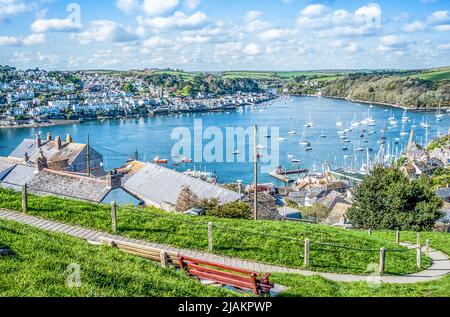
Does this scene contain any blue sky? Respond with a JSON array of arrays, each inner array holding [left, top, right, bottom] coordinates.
[[0, 0, 450, 71]]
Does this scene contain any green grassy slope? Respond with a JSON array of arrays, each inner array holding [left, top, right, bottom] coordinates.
[[0, 188, 429, 275], [0, 219, 234, 297], [404, 67, 450, 82]]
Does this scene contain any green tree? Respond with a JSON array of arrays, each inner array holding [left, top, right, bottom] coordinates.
[[347, 165, 444, 231], [301, 203, 331, 224]]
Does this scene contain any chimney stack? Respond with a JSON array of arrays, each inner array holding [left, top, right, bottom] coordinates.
[[37, 150, 48, 171], [106, 170, 122, 189], [56, 136, 62, 151], [46, 132, 52, 142], [66, 134, 73, 143], [36, 133, 42, 148]]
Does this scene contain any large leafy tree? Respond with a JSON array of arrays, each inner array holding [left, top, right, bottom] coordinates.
[[347, 165, 444, 231]]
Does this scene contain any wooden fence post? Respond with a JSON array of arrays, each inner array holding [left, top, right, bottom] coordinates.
[[416, 232, 421, 248], [111, 201, 117, 234], [379, 247, 385, 274], [368, 228, 372, 235], [160, 251, 168, 268], [395, 230, 400, 244], [208, 222, 213, 253], [22, 183, 28, 213], [304, 238, 310, 269], [416, 246, 422, 269], [426, 239, 430, 257]]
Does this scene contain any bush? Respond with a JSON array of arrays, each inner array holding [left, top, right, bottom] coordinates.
[[200, 199, 251, 219], [347, 165, 444, 231]]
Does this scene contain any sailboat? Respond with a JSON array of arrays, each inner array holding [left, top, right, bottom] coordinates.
[[422, 117, 430, 129], [411, 118, 417, 128], [264, 126, 271, 138], [400, 124, 409, 137], [436, 103, 446, 121], [299, 127, 311, 146], [307, 115, 314, 127], [320, 128, 327, 138], [336, 116, 343, 127], [288, 117, 297, 135], [401, 109, 410, 123]]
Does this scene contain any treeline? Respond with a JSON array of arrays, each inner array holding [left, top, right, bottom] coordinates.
[[143, 73, 261, 97], [322, 74, 450, 108]]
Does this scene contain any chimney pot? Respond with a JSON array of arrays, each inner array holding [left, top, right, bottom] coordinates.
[[46, 133, 52, 142], [36, 133, 42, 148], [66, 134, 73, 143], [56, 136, 62, 150]]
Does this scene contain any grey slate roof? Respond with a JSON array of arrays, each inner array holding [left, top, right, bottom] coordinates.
[[28, 169, 111, 202], [8, 139, 37, 160], [1, 164, 37, 186], [0, 157, 17, 178], [121, 161, 242, 208]]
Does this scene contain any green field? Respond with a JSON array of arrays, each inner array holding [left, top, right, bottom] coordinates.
[[220, 71, 344, 81], [0, 219, 233, 297], [0, 188, 430, 275], [404, 67, 450, 82]]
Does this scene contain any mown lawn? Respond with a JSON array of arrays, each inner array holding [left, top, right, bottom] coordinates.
[[0, 188, 431, 275], [0, 219, 234, 297], [271, 274, 450, 297], [406, 68, 450, 82]]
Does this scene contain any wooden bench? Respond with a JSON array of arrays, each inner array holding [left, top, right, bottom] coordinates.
[[99, 237, 179, 268], [178, 256, 274, 295]]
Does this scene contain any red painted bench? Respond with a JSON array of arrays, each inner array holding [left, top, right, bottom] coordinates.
[[178, 256, 274, 295]]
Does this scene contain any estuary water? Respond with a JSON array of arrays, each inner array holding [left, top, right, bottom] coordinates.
[[1, 96, 449, 185]]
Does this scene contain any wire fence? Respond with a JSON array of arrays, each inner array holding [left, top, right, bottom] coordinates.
[[0, 179, 424, 274]]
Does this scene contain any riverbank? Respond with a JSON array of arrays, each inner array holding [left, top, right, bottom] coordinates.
[[285, 93, 448, 111], [0, 119, 79, 129]]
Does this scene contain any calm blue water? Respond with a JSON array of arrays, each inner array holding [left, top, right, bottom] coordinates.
[[1, 96, 449, 185]]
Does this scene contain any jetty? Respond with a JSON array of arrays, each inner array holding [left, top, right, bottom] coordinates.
[[269, 167, 309, 184]]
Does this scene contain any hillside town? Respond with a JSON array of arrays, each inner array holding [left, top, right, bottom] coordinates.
[[0, 67, 275, 127]]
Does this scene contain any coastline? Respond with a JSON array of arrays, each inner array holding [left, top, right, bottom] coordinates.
[[287, 93, 448, 111], [0, 119, 79, 129]]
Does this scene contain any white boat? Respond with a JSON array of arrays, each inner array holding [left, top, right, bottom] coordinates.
[[288, 117, 297, 135], [307, 115, 314, 126], [400, 124, 409, 137], [299, 127, 310, 146], [411, 118, 417, 128], [356, 146, 365, 152], [422, 118, 430, 129], [278, 137, 287, 142], [336, 116, 343, 127], [291, 158, 301, 163], [320, 128, 327, 138], [287, 154, 294, 160], [401, 110, 410, 123], [436, 106, 446, 121]]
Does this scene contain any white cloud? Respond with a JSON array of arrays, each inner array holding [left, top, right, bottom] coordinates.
[[137, 11, 207, 30], [427, 10, 450, 25], [0, 33, 45, 46], [184, 0, 200, 10], [142, 35, 172, 47], [22, 33, 46, 46], [78, 20, 139, 44], [297, 3, 382, 37], [244, 10, 262, 22], [0, 0, 29, 16], [243, 43, 261, 55], [435, 24, 450, 32], [142, 0, 179, 16], [116, 0, 140, 15], [0, 35, 20, 46], [301, 4, 328, 18], [259, 28, 297, 41], [181, 34, 210, 44], [116, 0, 179, 16], [378, 35, 408, 52], [437, 42, 450, 50], [31, 18, 81, 33], [403, 21, 426, 32]]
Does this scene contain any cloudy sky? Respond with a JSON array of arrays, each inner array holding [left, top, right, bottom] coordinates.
[[1, 0, 450, 71]]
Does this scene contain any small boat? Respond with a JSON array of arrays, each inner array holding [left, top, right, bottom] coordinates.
[[344, 139, 351, 143], [291, 159, 301, 163], [342, 147, 349, 151], [287, 154, 294, 160], [319, 128, 327, 138], [278, 137, 287, 142], [181, 157, 193, 163], [401, 110, 410, 123], [305, 146, 313, 151], [154, 156, 168, 164], [288, 117, 297, 135], [400, 124, 409, 137], [356, 147, 365, 152]]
